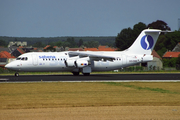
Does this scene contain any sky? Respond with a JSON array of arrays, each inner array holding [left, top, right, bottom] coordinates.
[[0, 0, 180, 37]]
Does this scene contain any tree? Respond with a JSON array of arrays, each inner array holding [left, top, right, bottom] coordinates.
[[115, 22, 146, 50], [62, 41, 71, 48], [176, 54, 180, 70], [66, 37, 77, 48], [33, 42, 44, 48], [154, 30, 180, 57], [55, 41, 62, 47], [115, 27, 133, 50], [84, 41, 99, 48], [176, 54, 180, 64], [147, 20, 171, 31], [0, 40, 7, 47], [78, 39, 83, 47], [133, 22, 147, 37], [44, 46, 56, 52]]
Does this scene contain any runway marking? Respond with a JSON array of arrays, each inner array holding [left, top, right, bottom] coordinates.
[[0, 78, 9, 81]]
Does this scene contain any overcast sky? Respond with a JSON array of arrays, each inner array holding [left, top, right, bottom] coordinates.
[[0, 0, 180, 37]]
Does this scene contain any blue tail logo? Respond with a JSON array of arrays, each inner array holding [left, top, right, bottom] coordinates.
[[141, 35, 154, 50]]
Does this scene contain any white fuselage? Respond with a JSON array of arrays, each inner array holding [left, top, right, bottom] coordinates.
[[5, 51, 151, 72]]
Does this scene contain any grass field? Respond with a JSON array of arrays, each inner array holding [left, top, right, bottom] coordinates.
[[1, 82, 180, 109]]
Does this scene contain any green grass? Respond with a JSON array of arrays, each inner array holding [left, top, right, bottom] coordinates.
[[0, 82, 180, 109], [104, 82, 179, 94]]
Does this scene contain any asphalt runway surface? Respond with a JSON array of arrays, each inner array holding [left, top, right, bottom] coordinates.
[[0, 73, 180, 82]]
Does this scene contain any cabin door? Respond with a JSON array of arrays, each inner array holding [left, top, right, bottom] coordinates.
[[122, 55, 126, 65], [32, 54, 38, 66]]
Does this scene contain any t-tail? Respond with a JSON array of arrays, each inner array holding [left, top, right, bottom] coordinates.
[[123, 29, 168, 63], [125, 29, 162, 55]]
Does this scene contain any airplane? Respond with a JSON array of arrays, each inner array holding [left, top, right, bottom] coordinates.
[[5, 29, 166, 76]]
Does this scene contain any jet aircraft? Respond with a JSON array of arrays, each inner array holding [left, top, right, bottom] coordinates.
[[5, 29, 165, 76]]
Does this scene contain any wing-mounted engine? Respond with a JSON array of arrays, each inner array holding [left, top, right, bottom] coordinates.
[[65, 57, 90, 68], [65, 59, 76, 67], [75, 59, 89, 68]]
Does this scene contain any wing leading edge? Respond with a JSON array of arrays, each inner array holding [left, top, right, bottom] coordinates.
[[68, 51, 115, 60]]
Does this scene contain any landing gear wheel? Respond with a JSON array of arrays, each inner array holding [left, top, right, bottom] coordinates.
[[72, 72, 80, 76], [83, 73, 90, 76], [15, 73, 19, 77]]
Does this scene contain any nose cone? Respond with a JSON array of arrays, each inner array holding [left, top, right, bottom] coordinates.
[[5, 63, 14, 69], [5, 64, 10, 69], [5, 62, 20, 71]]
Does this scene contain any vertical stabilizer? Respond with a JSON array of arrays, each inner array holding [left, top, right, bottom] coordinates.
[[125, 29, 161, 55]]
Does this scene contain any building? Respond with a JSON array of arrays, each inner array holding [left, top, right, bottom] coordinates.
[[0, 51, 15, 68], [8, 41, 27, 47], [172, 43, 180, 52], [147, 50, 163, 70], [11, 48, 25, 58], [84, 46, 117, 51], [68, 48, 84, 51], [163, 51, 180, 58]]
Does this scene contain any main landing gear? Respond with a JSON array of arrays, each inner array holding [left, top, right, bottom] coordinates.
[[72, 72, 80, 76], [83, 73, 90, 76], [72, 72, 90, 76]]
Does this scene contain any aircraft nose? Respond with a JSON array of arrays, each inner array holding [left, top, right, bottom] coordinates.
[[5, 62, 20, 70], [5, 63, 13, 69]]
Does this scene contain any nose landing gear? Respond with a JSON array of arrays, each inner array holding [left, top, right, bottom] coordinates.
[[15, 72, 19, 77]]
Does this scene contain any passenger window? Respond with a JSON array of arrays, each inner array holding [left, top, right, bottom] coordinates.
[[25, 57, 28, 60], [21, 57, 25, 60]]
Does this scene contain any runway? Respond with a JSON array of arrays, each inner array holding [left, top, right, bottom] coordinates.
[[0, 73, 180, 82]]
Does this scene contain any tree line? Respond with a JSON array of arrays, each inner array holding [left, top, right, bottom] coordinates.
[[115, 20, 180, 68], [0, 36, 115, 48]]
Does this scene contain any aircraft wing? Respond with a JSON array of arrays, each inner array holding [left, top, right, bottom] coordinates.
[[68, 51, 115, 60]]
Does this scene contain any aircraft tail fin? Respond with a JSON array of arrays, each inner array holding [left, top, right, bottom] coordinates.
[[125, 29, 165, 55]]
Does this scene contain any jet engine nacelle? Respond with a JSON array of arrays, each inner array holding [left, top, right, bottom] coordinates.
[[75, 59, 88, 68], [65, 59, 75, 67]]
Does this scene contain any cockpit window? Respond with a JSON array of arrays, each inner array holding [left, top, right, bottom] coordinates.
[[16, 57, 28, 61], [16, 57, 21, 60]]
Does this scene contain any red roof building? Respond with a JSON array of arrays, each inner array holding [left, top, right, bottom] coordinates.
[[84, 48, 99, 51], [163, 52, 180, 58], [68, 48, 84, 51], [0, 51, 15, 58], [44, 45, 51, 50], [84, 46, 117, 51], [0, 51, 15, 68], [152, 50, 162, 60], [17, 48, 25, 54]]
